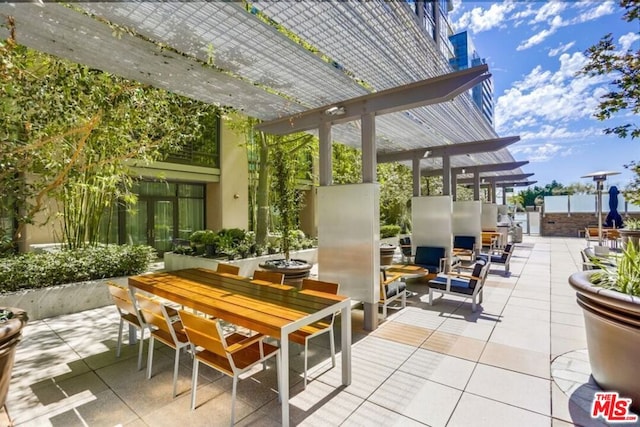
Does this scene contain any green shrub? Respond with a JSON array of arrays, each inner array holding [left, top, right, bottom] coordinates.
[[380, 224, 401, 238], [0, 245, 156, 293]]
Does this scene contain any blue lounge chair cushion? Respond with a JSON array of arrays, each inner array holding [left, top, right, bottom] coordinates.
[[414, 246, 446, 273], [453, 235, 475, 251]]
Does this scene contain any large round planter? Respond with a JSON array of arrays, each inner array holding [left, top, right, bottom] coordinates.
[[259, 259, 313, 288], [0, 307, 28, 411], [380, 245, 396, 266], [568, 271, 640, 412], [618, 229, 640, 248]]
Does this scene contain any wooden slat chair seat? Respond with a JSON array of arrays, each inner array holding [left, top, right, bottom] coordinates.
[[427, 259, 488, 312], [107, 282, 148, 371], [136, 293, 191, 398], [179, 310, 280, 426], [216, 263, 240, 275], [251, 269, 285, 285], [290, 278, 339, 388], [379, 271, 406, 319]]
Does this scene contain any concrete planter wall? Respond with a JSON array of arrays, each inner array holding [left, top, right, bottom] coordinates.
[[0, 276, 127, 321], [164, 248, 318, 277], [568, 270, 640, 413]]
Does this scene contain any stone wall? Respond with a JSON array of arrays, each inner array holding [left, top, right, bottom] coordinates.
[[541, 213, 640, 237]]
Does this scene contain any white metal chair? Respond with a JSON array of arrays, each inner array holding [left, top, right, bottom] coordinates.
[[106, 282, 148, 370], [291, 278, 339, 388], [427, 259, 488, 312], [178, 310, 280, 425], [136, 293, 190, 397], [379, 270, 406, 319]]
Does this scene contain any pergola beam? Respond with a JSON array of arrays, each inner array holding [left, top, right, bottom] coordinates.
[[457, 173, 535, 184], [255, 65, 490, 135], [421, 160, 529, 177], [377, 136, 520, 163]]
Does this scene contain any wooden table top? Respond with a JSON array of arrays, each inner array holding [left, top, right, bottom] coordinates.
[[129, 268, 348, 339], [384, 264, 428, 275]]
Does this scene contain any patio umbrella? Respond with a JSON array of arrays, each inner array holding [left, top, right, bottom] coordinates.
[[604, 186, 623, 228]]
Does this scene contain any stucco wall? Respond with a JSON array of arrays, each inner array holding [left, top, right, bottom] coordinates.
[[209, 116, 249, 230]]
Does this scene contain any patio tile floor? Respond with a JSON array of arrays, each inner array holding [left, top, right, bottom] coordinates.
[[4, 236, 639, 426]]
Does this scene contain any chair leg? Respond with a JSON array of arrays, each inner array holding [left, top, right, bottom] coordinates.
[[116, 319, 124, 358], [428, 289, 434, 306], [401, 290, 406, 309], [172, 346, 180, 397], [382, 302, 387, 319], [136, 328, 144, 371], [146, 336, 155, 380], [231, 376, 238, 426], [303, 339, 309, 388], [190, 358, 199, 411]]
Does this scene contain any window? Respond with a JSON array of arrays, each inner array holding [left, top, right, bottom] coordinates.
[[165, 112, 220, 168]]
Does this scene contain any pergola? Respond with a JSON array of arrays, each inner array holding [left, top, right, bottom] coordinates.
[[0, 1, 530, 182], [1, 2, 534, 330]]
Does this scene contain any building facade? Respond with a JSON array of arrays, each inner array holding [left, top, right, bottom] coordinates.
[[449, 31, 495, 126]]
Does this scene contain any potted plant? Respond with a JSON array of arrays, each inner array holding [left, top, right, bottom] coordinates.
[[202, 230, 219, 258], [619, 217, 640, 247], [189, 230, 207, 255], [0, 307, 28, 420], [568, 242, 640, 413]]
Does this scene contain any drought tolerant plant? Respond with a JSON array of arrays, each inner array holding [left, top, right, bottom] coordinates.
[[590, 241, 640, 297]]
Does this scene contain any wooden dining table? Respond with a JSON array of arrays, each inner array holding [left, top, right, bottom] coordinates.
[[128, 268, 351, 426]]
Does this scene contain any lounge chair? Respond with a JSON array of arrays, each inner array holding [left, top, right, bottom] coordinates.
[[427, 259, 488, 312], [413, 246, 448, 274], [453, 235, 478, 262], [379, 270, 406, 319], [478, 244, 514, 276]]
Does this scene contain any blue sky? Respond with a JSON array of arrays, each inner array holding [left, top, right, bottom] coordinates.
[[449, 0, 639, 190]]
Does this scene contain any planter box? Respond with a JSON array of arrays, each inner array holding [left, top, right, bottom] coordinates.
[[164, 248, 318, 277], [568, 270, 640, 413], [0, 276, 127, 321]]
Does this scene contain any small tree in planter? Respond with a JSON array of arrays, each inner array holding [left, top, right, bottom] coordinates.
[[259, 133, 314, 285]]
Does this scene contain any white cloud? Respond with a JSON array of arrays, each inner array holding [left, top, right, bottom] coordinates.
[[517, 28, 556, 51], [619, 32, 640, 52], [453, 2, 516, 33], [573, 0, 615, 23], [549, 41, 576, 57], [510, 143, 565, 162], [494, 51, 611, 135], [530, 1, 567, 24]]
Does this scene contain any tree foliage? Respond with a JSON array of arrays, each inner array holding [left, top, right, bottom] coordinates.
[[1, 19, 218, 248], [579, 0, 639, 139]]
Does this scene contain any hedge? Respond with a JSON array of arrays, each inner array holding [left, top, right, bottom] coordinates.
[[380, 224, 402, 239], [0, 245, 156, 292]]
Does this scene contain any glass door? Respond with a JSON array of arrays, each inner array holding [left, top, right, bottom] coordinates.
[[153, 200, 175, 255], [124, 198, 175, 256]]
